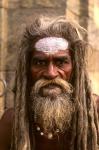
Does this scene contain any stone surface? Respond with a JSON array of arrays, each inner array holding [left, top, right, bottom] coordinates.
[[0, 1, 2, 8], [0, 0, 8, 8], [0, 9, 2, 62], [66, 0, 80, 21], [35, 0, 66, 8], [21, 0, 34, 8], [8, 0, 20, 8], [8, 0, 34, 8]]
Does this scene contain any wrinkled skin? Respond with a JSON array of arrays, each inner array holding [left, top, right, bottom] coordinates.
[[31, 50, 72, 84]]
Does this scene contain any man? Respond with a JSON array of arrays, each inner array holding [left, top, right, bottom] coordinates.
[[0, 16, 99, 150]]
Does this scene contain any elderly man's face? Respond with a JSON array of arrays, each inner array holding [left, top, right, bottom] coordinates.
[[31, 49, 72, 96], [31, 49, 72, 82]]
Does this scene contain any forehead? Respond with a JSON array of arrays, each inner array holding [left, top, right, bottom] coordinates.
[[34, 37, 69, 54], [32, 49, 71, 58]]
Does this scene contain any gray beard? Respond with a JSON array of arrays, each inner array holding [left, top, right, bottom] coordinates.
[[31, 93, 75, 133]]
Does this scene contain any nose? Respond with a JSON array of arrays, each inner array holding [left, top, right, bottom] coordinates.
[[43, 63, 58, 80]]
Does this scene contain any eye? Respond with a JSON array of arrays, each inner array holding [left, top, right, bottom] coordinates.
[[55, 59, 69, 67], [32, 59, 46, 67]]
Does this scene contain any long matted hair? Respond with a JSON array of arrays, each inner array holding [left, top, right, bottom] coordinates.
[[11, 16, 99, 150]]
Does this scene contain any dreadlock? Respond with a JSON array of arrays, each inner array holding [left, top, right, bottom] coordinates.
[[11, 16, 99, 150]]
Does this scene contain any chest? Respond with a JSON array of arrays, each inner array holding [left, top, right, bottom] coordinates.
[[34, 132, 70, 150]]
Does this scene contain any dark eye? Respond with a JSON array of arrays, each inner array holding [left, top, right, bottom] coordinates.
[[32, 59, 46, 66], [56, 59, 69, 67]]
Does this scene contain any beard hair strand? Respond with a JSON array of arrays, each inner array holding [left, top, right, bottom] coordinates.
[[31, 93, 75, 133]]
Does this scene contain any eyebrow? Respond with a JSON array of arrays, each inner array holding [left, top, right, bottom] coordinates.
[[32, 56, 47, 60], [54, 56, 70, 60], [32, 56, 71, 61], [54, 57, 72, 63]]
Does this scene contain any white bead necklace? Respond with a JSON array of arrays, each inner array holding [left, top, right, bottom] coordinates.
[[35, 125, 60, 140]]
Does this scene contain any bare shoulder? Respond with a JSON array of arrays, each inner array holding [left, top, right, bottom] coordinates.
[[0, 108, 14, 124], [0, 108, 14, 150]]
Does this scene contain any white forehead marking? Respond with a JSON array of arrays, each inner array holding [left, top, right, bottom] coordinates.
[[34, 37, 69, 54]]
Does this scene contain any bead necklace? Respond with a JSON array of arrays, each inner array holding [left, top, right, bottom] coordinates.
[[34, 124, 60, 140]]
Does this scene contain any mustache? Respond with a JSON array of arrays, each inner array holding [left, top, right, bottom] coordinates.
[[33, 77, 73, 94]]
